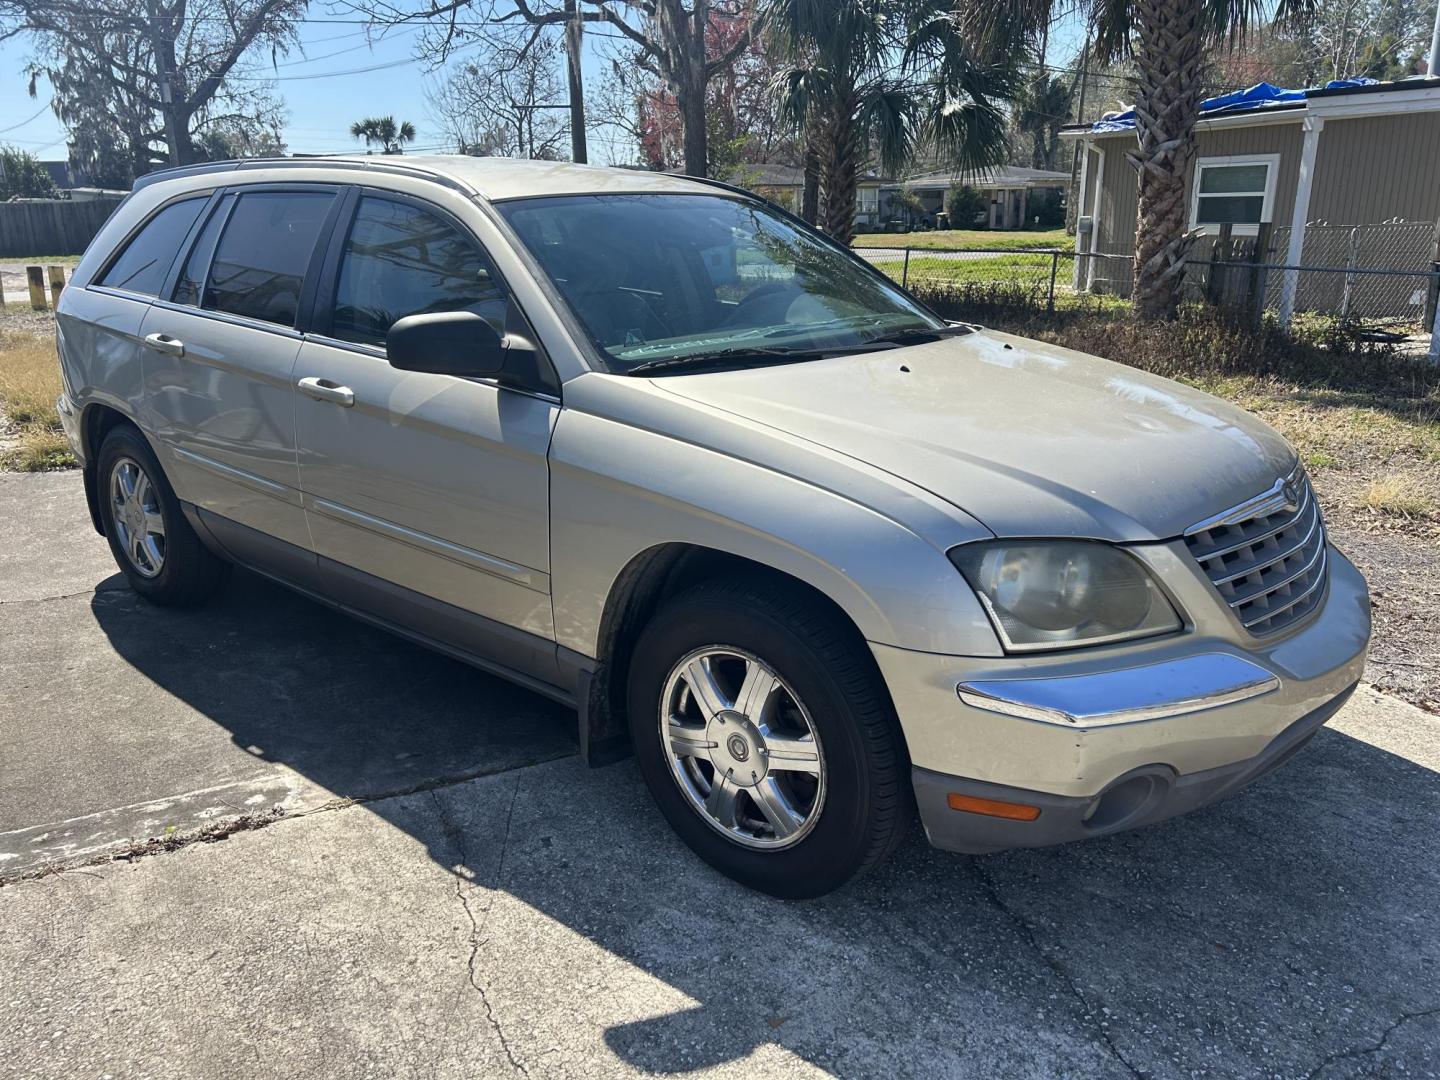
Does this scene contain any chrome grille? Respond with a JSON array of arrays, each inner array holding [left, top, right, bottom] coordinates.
[[1184, 470, 1328, 636]]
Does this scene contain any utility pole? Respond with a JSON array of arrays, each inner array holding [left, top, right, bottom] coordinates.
[[563, 0, 587, 164], [146, 0, 185, 166], [1066, 38, 1090, 233], [1429, 0, 1439, 80]]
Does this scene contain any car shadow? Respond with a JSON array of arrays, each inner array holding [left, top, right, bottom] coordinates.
[[89, 569, 1440, 1077]]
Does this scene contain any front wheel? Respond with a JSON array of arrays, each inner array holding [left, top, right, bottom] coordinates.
[[627, 575, 911, 898]]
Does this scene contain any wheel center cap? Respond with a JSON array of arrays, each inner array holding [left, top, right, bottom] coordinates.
[[707, 710, 767, 787]]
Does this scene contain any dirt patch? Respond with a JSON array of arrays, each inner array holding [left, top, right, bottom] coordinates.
[[1329, 520, 1440, 712]]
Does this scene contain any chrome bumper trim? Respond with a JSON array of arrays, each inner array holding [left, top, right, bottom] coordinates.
[[956, 652, 1281, 728]]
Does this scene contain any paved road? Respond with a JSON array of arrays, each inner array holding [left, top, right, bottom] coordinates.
[[3, 471, 1440, 1079]]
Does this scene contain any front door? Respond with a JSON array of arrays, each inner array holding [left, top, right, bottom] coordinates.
[[292, 192, 559, 680]]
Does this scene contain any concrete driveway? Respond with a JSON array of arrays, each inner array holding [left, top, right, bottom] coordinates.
[[2, 471, 1439, 1079]]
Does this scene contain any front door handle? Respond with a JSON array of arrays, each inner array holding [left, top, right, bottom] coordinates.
[[297, 376, 355, 408], [143, 332, 185, 357]]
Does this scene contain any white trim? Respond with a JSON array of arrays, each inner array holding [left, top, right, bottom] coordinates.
[[1081, 144, 1105, 291], [1073, 142, 1092, 291], [1059, 108, 1305, 141], [1306, 85, 1440, 119], [1279, 116, 1327, 324], [1188, 153, 1280, 236]]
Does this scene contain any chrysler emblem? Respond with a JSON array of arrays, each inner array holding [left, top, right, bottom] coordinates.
[[727, 733, 750, 762]]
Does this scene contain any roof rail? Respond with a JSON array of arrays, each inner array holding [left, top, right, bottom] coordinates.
[[131, 160, 244, 189], [132, 156, 476, 196]]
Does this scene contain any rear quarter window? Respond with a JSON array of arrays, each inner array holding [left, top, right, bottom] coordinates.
[[97, 197, 207, 297]]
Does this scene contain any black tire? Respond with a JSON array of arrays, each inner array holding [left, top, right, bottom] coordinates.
[[627, 574, 911, 898], [96, 424, 228, 607]]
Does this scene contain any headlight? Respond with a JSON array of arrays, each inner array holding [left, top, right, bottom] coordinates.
[[950, 541, 1181, 652]]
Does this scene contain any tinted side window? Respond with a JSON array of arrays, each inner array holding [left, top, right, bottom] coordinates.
[[172, 194, 234, 307], [98, 198, 206, 296], [332, 197, 507, 347], [205, 191, 334, 327]]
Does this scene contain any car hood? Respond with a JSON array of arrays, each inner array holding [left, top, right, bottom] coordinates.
[[651, 329, 1298, 542]]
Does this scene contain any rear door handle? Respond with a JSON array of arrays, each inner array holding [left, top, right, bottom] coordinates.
[[143, 332, 185, 357], [297, 376, 355, 407]]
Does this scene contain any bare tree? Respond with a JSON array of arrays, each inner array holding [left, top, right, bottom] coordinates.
[[347, 0, 764, 177], [3, 0, 306, 168], [429, 30, 570, 158]]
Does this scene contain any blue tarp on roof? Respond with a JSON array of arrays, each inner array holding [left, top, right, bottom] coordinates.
[[1088, 78, 1378, 132]]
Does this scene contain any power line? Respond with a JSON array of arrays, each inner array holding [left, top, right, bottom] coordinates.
[[0, 101, 52, 135], [227, 53, 429, 81], [269, 28, 417, 69]]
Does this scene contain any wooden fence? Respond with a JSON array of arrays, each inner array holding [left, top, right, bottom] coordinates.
[[0, 197, 124, 258]]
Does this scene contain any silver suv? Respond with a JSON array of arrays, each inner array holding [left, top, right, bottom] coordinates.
[[56, 157, 1370, 897]]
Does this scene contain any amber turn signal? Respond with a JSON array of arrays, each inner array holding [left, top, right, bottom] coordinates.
[[946, 793, 1041, 821]]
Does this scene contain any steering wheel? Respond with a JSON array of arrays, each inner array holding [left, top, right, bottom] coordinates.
[[720, 282, 803, 328]]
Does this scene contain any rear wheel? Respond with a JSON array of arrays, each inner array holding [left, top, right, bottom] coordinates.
[[96, 424, 227, 607], [628, 575, 911, 898]]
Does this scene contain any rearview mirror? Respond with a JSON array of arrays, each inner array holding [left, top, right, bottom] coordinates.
[[386, 311, 507, 377]]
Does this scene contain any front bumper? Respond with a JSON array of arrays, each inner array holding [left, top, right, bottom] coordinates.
[[874, 544, 1370, 854]]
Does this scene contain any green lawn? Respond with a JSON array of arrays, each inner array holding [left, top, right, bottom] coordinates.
[[852, 228, 1072, 252], [890, 252, 1061, 287]]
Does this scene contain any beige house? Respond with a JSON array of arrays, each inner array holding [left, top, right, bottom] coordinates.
[[894, 166, 1070, 229], [738, 164, 891, 230], [1061, 76, 1440, 321], [736, 163, 1069, 232]]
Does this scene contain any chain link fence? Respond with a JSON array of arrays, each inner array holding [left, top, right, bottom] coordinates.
[[856, 223, 1440, 355]]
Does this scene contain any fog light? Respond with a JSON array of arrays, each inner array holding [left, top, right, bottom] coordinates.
[[946, 793, 1041, 821]]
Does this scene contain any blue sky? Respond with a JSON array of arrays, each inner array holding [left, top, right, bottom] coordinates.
[[0, 8, 1088, 167]]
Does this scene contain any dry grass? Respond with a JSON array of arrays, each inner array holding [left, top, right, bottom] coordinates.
[[0, 327, 75, 471], [1361, 475, 1438, 521]]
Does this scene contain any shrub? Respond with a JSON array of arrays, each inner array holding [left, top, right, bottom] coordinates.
[[1026, 189, 1065, 229], [0, 145, 60, 200], [946, 184, 987, 228]]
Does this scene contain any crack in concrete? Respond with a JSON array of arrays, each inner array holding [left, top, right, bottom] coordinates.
[[0, 585, 127, 606], [972, 860, 1147, 1080], [431, 780, 529, 1077], [0, 749, 574, 888], [1302, 1004, 1440, 1080]]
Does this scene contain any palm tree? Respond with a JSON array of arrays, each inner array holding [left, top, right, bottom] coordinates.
[[1014, 73, 1075, 171], [771, 0, 1020, 245], [965, 0, 1313, 319], [349, 116, 418, 155]]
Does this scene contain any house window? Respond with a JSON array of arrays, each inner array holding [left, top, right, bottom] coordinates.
[[858, 187, 878, 215], [1190, 154, 1279, 234]]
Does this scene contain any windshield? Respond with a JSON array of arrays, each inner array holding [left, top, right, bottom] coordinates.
[[496, 193, 945, 373]]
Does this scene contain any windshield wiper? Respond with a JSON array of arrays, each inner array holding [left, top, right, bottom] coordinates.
[[623, 322, 977, 376], [624, 347, 831, 376], [861, 323, 975, 347]]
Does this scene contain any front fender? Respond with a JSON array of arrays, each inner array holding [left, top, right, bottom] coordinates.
[[548, 406, 1002, 659]]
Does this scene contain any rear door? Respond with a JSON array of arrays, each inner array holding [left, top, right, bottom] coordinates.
[[292, 190, 560, 679], [140, 185, 343, 558], [63, 194, 210, 440]]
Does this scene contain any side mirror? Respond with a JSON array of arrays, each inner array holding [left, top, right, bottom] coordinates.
[[386, 311, 507, 377]]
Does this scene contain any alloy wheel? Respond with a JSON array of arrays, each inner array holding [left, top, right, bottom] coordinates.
[[658, 646, 826, 850], [109, 456, 166, 578]]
